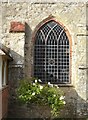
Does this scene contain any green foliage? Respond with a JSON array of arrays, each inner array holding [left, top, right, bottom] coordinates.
[[17, 78, 66, 117]]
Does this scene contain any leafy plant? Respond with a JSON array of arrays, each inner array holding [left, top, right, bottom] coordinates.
[[17, 78, 66, 117]]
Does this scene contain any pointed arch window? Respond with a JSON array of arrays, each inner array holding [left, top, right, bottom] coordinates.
[[34, 20, 71, 84]]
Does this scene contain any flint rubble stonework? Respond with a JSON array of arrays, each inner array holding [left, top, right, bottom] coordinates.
[[1, 2, 88, 118]]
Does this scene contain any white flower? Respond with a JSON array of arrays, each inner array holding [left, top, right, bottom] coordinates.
[[40, 85, 43, 90], [33, 83, 35, 85], [59, 96, 65, 100], [53, 94, 56, 97], [48, 82, 53, 87], [54, 85, 59, 88], [54, 85, 58, 87], [38, 79, 42, 82], [48, 82, 51, 85], [32, 92, 35, 96], [63, 101, 66, 104], [35, 79, 37, 83]]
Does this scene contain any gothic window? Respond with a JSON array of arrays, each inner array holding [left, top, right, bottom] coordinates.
[[34, 20, 71, 84]]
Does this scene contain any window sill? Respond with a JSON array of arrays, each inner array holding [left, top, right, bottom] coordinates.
[[41, 83, 74, 87], [57, 84, 74, 87]]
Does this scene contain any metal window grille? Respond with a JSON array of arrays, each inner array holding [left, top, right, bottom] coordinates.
[[34, 20, 70, 84]]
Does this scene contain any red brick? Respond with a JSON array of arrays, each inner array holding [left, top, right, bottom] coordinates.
[[9, 22, 25, 32]]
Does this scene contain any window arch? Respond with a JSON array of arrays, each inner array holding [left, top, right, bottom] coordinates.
[[33, 17, 72, 84]]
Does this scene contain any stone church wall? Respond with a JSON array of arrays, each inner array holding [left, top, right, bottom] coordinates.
[[1, 2, 88, 118]]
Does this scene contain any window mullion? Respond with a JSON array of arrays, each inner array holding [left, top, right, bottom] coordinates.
[[45, 41, 47, 83], [57, 29, 64, 81]]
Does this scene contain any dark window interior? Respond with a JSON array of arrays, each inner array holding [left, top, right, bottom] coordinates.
[[34, 20, 70, 84]]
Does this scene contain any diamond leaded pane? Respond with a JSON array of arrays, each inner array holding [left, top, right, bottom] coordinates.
[[34, 20, 70, 84]]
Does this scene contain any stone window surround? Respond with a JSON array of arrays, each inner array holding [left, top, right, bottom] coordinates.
[[32, 15, 73, 86]]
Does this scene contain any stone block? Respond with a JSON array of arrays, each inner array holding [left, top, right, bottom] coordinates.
[[9, 22, 25, 32]]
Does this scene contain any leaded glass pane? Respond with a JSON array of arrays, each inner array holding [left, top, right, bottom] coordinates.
[[34, 20, 70, 84]]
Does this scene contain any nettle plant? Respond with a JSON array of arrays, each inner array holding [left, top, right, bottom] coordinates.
[[17, 78, 66, 117]]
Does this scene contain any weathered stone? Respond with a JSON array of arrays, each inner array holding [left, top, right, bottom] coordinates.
[[1, 2, 88, 118], [9, 22, 25, 32]]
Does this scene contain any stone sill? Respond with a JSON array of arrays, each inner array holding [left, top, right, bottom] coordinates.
[[57, 84, 74, 87], [41, 83, 74, 87]]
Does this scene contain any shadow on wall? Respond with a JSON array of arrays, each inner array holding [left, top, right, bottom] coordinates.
[[7, 24, 88, 118], [32, 59, 88, 117], [7, 23, 33, 118], [0, 43, 25, 119], [2, 23, 87, 118], [7, 83, 88, 118], [7, 48, 25, 118], [7, 23, 32, 96], [9, 50, 24, 65], [24, 22, 33, 77], [8, 49, 24, 86]]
